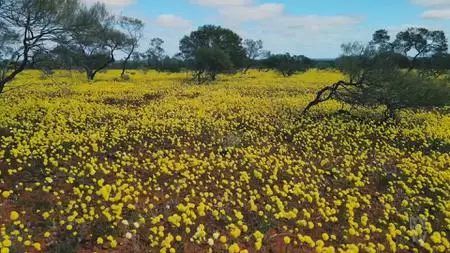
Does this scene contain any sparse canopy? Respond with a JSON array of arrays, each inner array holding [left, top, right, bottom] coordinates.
[[146, 38, 166, 71], [53, 3, 129, 80], [0, 0, 81, 93], [243, 39, 265, 73], [118, 16, 144, 78]]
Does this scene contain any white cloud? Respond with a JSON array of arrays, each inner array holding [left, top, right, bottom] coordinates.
[[413, 0, 450, 7], [191, 0, 253, 7], [83, 0, 136, 7], [412, 0, 450, 20], [219, 3, 284, 22], [187, 0, 363, 57], [269, 15, 362, 32], [246, 15, 363, 57], [242, 22, 368, 58], [421, 9, 450, 19], [154, 15, 193, 30], [191, 0, 361, 30]]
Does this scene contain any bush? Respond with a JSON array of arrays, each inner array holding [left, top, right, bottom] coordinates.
[[121, 74, 131, 81], [304, 28, 450, 117], [353, 72, 450, 110]]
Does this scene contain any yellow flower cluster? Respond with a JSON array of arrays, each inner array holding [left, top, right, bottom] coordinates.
[[0, 70, 449, 252]]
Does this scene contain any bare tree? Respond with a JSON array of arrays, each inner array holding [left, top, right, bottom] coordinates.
[[118, 16, 144, 78], [0, 0, 80, 93]]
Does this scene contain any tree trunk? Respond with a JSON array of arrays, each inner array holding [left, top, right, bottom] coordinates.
[[88, 72, 96, 81], [0, 60, 27, 94], [0, 16, 33, 94], [0, 79, 6, 94], [121, 45, 135, 78], [86, 55, 115, 81], [86, 70, 95, 81], [303, 81, 348, 114], [120, 63, 127, 78], [210, 72, 216, 81], [384, 106, 397, 120], [193, 71, 204, 83]]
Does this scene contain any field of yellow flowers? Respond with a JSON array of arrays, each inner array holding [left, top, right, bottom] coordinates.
[[0, 70, 449, 253]]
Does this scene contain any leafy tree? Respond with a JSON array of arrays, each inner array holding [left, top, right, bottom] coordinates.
[[393, 27, 448, 72], [370, 29, 392, 51], [192, 48, 233, 83], [54, 3, 128, 81], [243, 39, 264, 73], [303, 28, 450, 118], [0, 0, 80, 93], [180, 25, 246, 74], [146, 38, 166, 71], [118, 16, 144, 78], [264, 53, 313, 77]]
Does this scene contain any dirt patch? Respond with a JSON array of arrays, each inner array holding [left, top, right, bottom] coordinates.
[[176, 92, 201, 99], [103, 93, 163, 107], [103, 97, 143, 107], [0, 127, 12, 137], [143, 92, 164, 101]]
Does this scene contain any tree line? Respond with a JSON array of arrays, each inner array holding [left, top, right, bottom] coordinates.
[[0, 0, 315, 90], [1, 0, 449, 117]]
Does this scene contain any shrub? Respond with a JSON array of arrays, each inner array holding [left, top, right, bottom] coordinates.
[[304, 28, 450, 118]]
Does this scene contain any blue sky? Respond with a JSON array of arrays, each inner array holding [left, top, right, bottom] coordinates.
[[87, 0, 450, 58]]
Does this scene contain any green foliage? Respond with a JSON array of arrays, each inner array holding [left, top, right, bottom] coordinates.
[[118, 16, 144, 78], [416, 53, 450, 79], [338, 34, 450, 111], [146, 38, 166, 71], [305, 27, 450, 116], [180, 25, 246, 69], [264, 53, 313, 77], [160, 56, 185, 73], [349, 71, 450, 110], [54, 3, 129, 80], [192, 47, 233, 82], [394, 28, 448, 57], [142, 38, 185, 73], [0, 0, 81, 91], [243, 39, 265, 73]]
